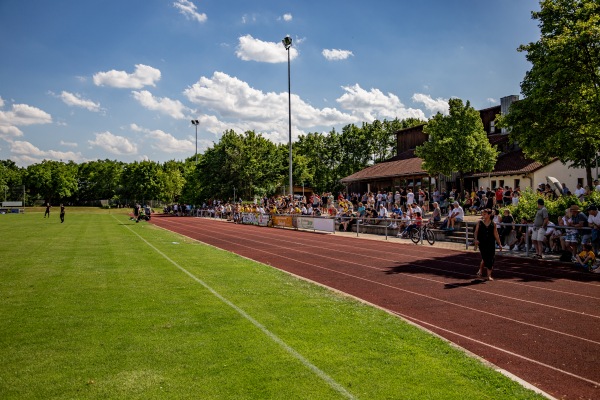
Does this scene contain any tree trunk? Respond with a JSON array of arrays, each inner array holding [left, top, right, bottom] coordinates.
[[586, 163, 593, 190]]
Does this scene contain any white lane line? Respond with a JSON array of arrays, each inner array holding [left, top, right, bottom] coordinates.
[[119, 217, 356, 400], [186, 218, 600, 295], [157, 219, 600, 346], [393, 310, 600, 388], [157, 218, 600, 388], [164, 218, 600, 320]]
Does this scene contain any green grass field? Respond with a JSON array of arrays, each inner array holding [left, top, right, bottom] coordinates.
[[0, 209, 544, 399]]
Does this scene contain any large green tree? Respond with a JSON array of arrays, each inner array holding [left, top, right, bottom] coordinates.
[[120, 160, 165, 203], [24, 160, 79, 203], [502, 0, 600, 187], [197, 130, 282, 201], [77, 159, 124, 203], [0, 160, 23, 201], [415, 98, 498, 193]]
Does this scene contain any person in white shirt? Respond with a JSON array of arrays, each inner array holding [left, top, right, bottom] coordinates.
[[575, 183, 586, 201], [377, 204, 389, 220], [448, 201, 464, 230], [587, 205, 600, 253], [406, 189, 415, 206]]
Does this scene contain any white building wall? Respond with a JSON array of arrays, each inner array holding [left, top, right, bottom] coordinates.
[[477, 160, 590, 191]]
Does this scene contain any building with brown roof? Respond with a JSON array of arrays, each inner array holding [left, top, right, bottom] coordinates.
[[341, 95, 589, 194]]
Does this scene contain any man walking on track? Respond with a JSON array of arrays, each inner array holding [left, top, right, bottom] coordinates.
[[474, 208, 503, 281]]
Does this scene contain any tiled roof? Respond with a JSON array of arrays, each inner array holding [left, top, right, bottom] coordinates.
[[470, 149, 545, 177], [340, 150, 426, 183]]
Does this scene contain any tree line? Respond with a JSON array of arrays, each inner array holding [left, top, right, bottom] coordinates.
[[0, 118, 423, 206]]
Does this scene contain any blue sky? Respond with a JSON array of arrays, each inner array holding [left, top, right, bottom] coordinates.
[[0, 0, 541, 166]]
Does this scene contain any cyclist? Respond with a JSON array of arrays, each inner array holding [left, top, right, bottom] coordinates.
[[400, 211, 422, 237]]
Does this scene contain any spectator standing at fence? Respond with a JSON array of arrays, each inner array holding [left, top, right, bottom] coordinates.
[[474, 209, 503, 281], [431, 202, 442, 225], [566, 205, 588, 260], [406, 189, 414, 208], [59, 204, 65, 223], [44, 202, 51, 218], [531, 199, 549, 259], [500, 209, 514, 248], [587, 205, 600, 254]]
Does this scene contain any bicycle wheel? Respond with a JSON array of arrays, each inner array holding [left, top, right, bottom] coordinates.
[[409, 228, 420, 244], [426, 229, 435, 245]]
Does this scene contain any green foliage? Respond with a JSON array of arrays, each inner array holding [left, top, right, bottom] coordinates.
[[503, 0, 600, 188], [5, 116, 426, 204], [508, 189, 584, 222], [416, 98, 498, 193], [24, 160, 78, 202], [0, 212, 545, 400]]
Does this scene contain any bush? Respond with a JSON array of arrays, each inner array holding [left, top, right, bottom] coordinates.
[[508, 188, 583, 222]]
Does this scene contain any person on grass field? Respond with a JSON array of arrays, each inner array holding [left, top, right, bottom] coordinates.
[[44, 202, 51, 218], [59, 204, 65, 223], [474, 208, 503, 281]]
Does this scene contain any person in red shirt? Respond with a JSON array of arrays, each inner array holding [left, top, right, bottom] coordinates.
[[495, 187, 503, 206]]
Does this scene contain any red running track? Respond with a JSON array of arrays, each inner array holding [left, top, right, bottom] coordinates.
[[151, 215, 600, 399]]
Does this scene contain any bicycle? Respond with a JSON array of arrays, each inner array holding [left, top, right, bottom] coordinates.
[[409, 220, 436, 245]]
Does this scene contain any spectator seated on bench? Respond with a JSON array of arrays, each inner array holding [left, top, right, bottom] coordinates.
[[468, 197, 481, 215], [445, 201, 464, 231]]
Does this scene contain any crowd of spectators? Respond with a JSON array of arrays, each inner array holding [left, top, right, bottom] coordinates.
[[159, 180, 600, 273]]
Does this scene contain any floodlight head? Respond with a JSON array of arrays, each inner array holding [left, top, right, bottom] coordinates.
[[282, 36, 292, 50], [191, 119, 199, 125]]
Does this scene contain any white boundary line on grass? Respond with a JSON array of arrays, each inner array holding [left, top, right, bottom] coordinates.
[[119, 218, 356, 400]]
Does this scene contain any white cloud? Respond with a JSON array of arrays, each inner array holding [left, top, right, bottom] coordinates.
[[322, 49, 354, 61], [0, 100, 52, 140], [132, 90, 188, 119], [487, 97, 498, 105], [88, 131, 137, 155], [411, 93, 449, 115], [282, 13, 292, 21], [235, 34, 298, 63], [173, 0, 207, 23], [183, 71, 356, 142], [60, 140, 78, 147], [93, 64, 161, 89], [336, 84, 426, 121], [9, 140, 85, 165], [130, 123, 194, 153], [60, 91, 102, 112]]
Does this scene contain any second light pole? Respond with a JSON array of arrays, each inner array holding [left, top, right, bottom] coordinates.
[[282, 35, 293, 197], [191, 119, 199, 164]]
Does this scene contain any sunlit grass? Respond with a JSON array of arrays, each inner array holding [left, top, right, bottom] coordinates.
[[0, 211, 543, 399]]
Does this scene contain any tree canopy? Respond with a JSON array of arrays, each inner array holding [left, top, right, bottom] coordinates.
[[415, 98, 498, 192], [501, 0, 600, 187], [2, 117, 422, 205]]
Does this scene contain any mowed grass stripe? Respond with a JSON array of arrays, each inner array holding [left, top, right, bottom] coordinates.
[[119, 215, 355, 399], [0, 211, 544, 399]]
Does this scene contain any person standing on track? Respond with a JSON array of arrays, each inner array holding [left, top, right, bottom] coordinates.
[[474, 208, 503, 281]]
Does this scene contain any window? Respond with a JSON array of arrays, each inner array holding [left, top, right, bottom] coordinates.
[[578, 178, 584, 186], [514, 179, 520, 189], [499, 180, 505, 188], [491, 180, 497, 189]]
